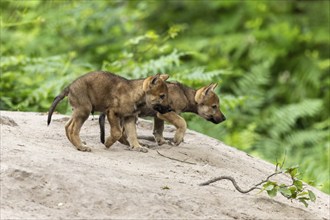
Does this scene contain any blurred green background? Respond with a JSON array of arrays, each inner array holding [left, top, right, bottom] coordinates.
[[1, 0, 329, 193]]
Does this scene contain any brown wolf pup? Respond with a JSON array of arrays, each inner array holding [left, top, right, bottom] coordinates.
[[99, 82, 225, 146], [47, 71, 172, 152]]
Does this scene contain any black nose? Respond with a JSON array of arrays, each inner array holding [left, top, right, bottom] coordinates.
[[153, 104, 172, 114], [222, 115, 226, 121]]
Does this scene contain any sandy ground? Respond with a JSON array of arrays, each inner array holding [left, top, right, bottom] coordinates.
[[0, 110, 329, 220]]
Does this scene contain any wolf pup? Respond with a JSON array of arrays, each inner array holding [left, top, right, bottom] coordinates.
[[99, 82, 225, 146], [47, 71, 171, 152]]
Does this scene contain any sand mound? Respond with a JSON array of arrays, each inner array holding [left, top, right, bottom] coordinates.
[[1, 111, 329, 219]]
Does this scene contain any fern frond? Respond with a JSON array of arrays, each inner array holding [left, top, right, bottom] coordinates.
[[234, 61, 271, 97], [285, 129, 329, 148], [172, 67, 228, 85], [268, 99, 323, 137], [221, 94, 246, 111], [130, 50, 185, 78]]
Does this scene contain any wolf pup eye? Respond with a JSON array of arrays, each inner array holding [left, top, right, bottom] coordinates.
[[212, 105, 217, 109], [159, 94, 166, 100]]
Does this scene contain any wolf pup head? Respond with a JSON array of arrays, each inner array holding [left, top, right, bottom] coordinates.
[[143, 74, 172, 114], [194, 83, 226, 124]]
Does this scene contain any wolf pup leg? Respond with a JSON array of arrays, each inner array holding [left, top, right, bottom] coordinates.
[[156, 112, 187, 145], [123, 116, 148, 153], [65, 108, 92, 152], [104, 110, 123, 148], [152, 116, 166, 145]]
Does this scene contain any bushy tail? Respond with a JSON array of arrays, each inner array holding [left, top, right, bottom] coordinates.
[[99, 113, 106, 144], [47, 87, 69, 125]]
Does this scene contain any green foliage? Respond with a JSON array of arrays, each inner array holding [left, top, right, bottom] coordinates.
[[1, 0, 329, 193], [0, 54, 92, 112], [261, 165, 317, 207]]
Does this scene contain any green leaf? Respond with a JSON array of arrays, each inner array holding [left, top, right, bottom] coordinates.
[[168, 24, 185, 39], [308, 190, 316, 202], [289, 186, 298, 199], [161, 186, 170, 190], [299, 198, 309, 207], [145, 31, 159, 40], [279, 187, 292, 198], [285, 166, 299, 177], [128, 35, 147, 45], [294, 180, 303, 191], [297, 191, 309, 197], [263, 181, 276, 191], [267, 187, 278, 197]]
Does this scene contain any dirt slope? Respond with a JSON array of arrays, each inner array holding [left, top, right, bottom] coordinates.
[[1, 111, 329, 219]]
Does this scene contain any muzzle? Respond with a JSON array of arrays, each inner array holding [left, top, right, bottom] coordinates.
[[153, 104, 173, 114], [207, 115, 226, 124]]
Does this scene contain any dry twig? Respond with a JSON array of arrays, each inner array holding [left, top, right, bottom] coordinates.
[[199, 172, 280, 193], [156, 150, 196, 165], [138, 135, 171, 142]]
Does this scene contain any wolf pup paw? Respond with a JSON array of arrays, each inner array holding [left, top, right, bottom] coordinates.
[[155, 137, 167, 146], [130, 146, 148, 153], [140, 143, 152, 148], [169, 137, 183, 146], [77, 145, 92, 152]]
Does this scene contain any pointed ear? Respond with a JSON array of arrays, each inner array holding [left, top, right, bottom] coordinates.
[[151, 73, 161, 85], [159, 74, 169, 81], [195, 85, 208, 103], [211, 83, 218, 91], [143, 74, 160, 91], [195, 83, 218, 103], [204, 83, 218, 95]]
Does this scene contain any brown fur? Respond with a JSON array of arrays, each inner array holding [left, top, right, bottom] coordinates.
[[48, 71, 171, 152], [99, 81, 225, 145]]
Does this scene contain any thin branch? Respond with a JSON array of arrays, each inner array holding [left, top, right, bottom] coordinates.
[[156, 150, 196, 165], [138, 135, 172, 142], [199, 172, 281, 194]]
